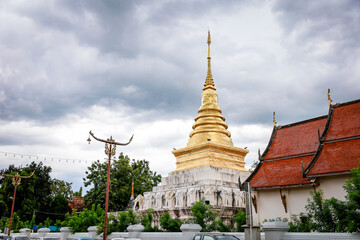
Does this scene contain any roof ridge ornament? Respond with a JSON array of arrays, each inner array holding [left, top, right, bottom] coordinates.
[[327, 88, 333, 107], [273, 112, 277, 127], [204, 30, 214, 87]]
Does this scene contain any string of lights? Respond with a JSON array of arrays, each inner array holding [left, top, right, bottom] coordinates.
[[0, 150, 100, 164], [34, 210, 67, 216]]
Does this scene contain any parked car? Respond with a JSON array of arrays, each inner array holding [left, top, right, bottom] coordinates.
[[71, 238, 96, 240], [36, 238, 58, 240], [112, 238, 141, 240], [6, 236, 30, 240], [0, 235, 11, 240], [192, 233, 240, 240]]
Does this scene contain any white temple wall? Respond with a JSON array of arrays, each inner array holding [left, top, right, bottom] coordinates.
[[315, 175, 349, 200], [253, 174, 351, 224]]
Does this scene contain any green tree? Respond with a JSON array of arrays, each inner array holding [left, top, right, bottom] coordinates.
[[0, 162, 53, 222], [107, 209, 137, 233], [343, 162, 360, 232], [50, 194, 69, 220], [305, 190, 337, 232], [0, 162, 75, 225], [139, 209, 159, 232], [50, 179, 73, 199], [190, 198, 218, 232], [289, 213, 311, 232], [159, 211, 183, 232], [233, 210, 246, 232], [83, 153, 161, 211], [62, 204, 104, 233]]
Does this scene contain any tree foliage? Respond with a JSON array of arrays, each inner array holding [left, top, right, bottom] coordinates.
[[62, 204, 104, 233], [0, 162, 73, 228], [83, 153, 161, 211], [139, 208, 159, 232], [190, 198, 218, 232], [50, 179, 73, 199], [159, 211, 183, 232], [233, 210, 246, 232], [106, 209, 137, 233]]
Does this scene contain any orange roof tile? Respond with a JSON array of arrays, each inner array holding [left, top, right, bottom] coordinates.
[[307, 138, 360, 176], [250, 155, 313, 189], [247, 98, 360, 190], [305, 100, 360, 177], [324, 100, 360, 141], [264, 117, 327, 160]]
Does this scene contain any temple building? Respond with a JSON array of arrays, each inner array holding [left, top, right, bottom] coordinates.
[[132, 31, 250, 223], [246, 96, 360, 223]]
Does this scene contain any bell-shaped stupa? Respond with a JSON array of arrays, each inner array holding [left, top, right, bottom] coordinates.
[[187, 31, 233, 147], [172, 31, 248, 172]]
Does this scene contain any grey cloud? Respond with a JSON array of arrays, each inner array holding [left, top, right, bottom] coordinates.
[[273, 0, 360, 61], [1, 0, 359, 129]]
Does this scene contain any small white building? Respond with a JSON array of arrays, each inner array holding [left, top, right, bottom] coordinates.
[[246, 98, 360, 224]]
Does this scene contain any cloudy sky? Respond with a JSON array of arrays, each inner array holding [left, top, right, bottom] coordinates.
[[1, 0, 359, 192]]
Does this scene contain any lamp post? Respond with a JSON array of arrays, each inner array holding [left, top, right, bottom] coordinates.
[[87, 130, 133, 240], [6, 171, 35, 236]]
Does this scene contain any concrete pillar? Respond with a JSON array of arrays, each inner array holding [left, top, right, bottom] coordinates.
[[180, 224, 202, 240], [243, 225, 261, 240], [127, 224, 144, 238], [37, 228, 50, 237], [87, 226, 98, 239], [19, 228, 31, 238], [262, 221, 290, 240], [60, 227, 72, 240]]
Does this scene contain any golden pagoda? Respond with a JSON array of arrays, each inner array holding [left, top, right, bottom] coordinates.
[[172, 31, 249, 172]]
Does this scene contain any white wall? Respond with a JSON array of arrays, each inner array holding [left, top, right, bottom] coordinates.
[[316, 175, 349, 200], [252, 174, 351, 224]]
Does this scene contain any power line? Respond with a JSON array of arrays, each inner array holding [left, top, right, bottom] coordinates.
[[0, 150, 101, 165]]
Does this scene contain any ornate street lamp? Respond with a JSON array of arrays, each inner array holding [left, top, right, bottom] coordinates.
[[6, 171, 35, 236], [88, 130, 133, 240]]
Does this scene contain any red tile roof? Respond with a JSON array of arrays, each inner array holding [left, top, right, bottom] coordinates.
[[305, 100, 360, 177], [248, 117, 327, 189], [264, 118, 327, 160], [324, 101, 360, 141], [250, 155, 313, 189], [247, 99, 360, 190], [307, 138, 360, 176]]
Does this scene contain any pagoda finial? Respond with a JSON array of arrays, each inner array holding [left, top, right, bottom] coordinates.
[[205, 30, 214, 87], [273, 112, 277, 127], [327, 88, 332, 107]]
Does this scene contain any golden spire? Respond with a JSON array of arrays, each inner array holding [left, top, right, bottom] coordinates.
[[205, 30, 214, 87], [327, 88, 332, 107], [187, 31, 233, 147]]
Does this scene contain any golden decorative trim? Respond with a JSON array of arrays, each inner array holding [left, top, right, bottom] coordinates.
[[280, 189, 287, 213], [273, 112, 277, 127], [327, 88, 333, 107]]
